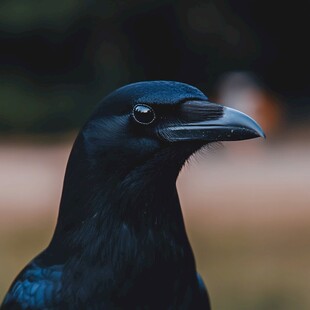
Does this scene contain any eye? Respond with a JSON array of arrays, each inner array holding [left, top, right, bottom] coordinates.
[[132, 104, 156, 125]]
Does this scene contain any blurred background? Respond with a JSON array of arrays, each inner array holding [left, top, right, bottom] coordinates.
[[0, 0, 309, 309]]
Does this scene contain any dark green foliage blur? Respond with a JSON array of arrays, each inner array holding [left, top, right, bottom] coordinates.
[[0, 0, 309, 133]]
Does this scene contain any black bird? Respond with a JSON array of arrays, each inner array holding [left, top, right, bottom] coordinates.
[[1, 81, 264, 309]]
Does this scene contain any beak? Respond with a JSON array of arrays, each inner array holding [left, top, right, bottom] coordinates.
[[158, 101, 265, 142]]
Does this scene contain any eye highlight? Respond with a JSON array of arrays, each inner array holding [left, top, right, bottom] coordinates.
[[132, 104, 156, 125]]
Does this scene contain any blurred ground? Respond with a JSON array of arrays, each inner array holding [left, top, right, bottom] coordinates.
[[1, 135, 309, 310]]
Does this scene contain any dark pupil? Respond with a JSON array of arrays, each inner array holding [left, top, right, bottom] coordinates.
[[133, 105, 154, 124]]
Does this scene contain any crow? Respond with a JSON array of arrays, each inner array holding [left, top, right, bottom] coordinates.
[[1, 81, 264, 309]]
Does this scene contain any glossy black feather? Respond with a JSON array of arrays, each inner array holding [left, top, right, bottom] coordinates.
[[2, 262, 62, 309]]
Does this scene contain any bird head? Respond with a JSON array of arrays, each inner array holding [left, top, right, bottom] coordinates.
[[80, 80, 264, 175]]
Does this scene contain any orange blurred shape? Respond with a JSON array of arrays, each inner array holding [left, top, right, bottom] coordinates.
[[217, 71, 283, 136]]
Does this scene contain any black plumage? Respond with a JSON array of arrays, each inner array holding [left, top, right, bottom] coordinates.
[[1, 81, 264, 309]]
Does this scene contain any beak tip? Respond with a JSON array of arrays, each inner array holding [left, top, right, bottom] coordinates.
[[255, 125, 266, 139], [258, 130, 266, 139]]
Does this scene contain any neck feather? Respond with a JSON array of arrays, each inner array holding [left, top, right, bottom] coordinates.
[[48, 140, 199, 265]]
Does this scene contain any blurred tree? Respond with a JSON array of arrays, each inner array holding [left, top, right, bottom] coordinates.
[[0, 0, 308, 133]]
